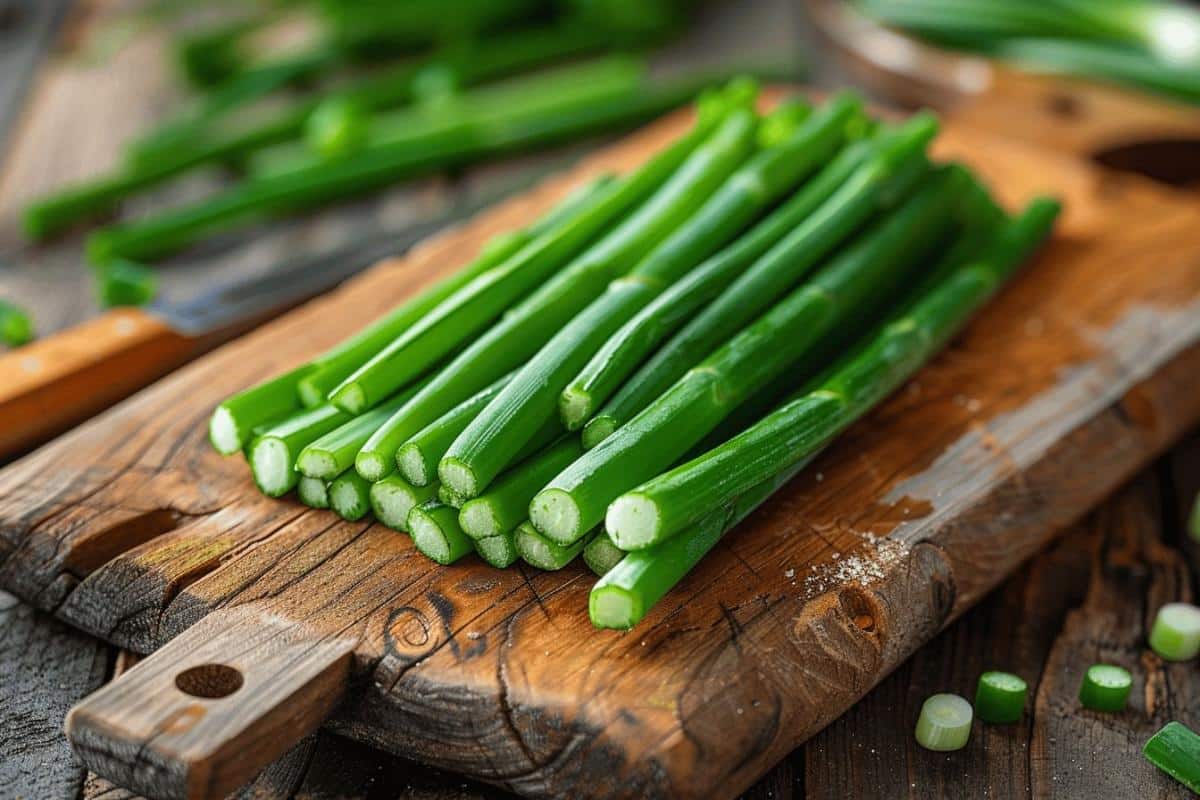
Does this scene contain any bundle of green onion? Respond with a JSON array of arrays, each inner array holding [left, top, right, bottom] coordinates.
[[858, 0, 1200, 105], [209, 80, 1059, 630]]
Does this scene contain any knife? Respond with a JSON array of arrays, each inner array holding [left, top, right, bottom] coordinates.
[[0, 186, 524, 459]]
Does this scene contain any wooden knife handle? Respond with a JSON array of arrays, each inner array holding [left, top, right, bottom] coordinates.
[[66, 606, 355, 800], [0, 308, 197, 458]]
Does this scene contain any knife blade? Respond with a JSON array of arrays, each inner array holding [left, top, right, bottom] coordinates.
[[0, 174, 545, 459]]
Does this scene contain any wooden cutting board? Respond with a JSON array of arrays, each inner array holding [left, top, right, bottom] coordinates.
[[1, 88, 1199, 800]]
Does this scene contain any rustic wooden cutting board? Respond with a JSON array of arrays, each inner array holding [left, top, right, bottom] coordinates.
[[1, 89, 1199, 800]]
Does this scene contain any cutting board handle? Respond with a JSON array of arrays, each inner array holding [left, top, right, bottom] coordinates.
[[0, 308, 196, 458], [65, 606, 355, 800]]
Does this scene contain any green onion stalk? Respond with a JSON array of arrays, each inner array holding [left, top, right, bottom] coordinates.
[[532, 161, 961, 547], [604, 197, 1060, 553], [590, 196, 1059, 628], [342, 88, 744, 482], [81, 57, 717, 264], [580, 113, 937, 449], [206, 173, 611, 456]]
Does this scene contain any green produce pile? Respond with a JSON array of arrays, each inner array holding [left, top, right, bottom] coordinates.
[[859, 0, 1200, 105], [208, 81, 1060, 630], [22, 0, 783, 322]]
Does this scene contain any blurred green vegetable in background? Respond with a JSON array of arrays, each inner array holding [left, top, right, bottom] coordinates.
[[859, 0, 1200, 104]]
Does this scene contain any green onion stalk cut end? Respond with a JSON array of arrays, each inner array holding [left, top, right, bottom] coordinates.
[[330, 472, 372, 521], [606, 493, 662, 550], [514, 523, 588, 571], [408, 502, 474, 564], [589, 584, 642, 629], [583, 531, 625, 577], [582, 415, 618, 449], [208, 406, 243, 455], [974, 671, 1027, 724], [331, 383, 368, 415], [355, 449, 395, 482], [915, 693, 973, 752], [1149, 602, 1200, 661], [459, 500, 501, 541], [297, 449, 340, 481], [1078, 664, 1133, 712], [397, 444, 432, 486], [475, 532, 519, 568], [250, 437, 296, 497], [1144, 721, 1200, 794], [529, 488, 583, 544], [369, 475, 437, 531], [438, 458, 480, 499], [559, 387, 594, 431], [297, 476, 330, 509]]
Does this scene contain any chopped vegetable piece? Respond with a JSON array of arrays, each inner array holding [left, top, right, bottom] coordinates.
[[915, 693, 973, 752], [369, 475, 438, 531], [475, 531, 519, 568], [1149, 602, 1200, 661], [1079, 664, 1133, 711], [408, 501, 474, 564], [329, 470, 372, 521], [0, 300, 34, 347], [514, 522, 590, 571], [297, 476, 330, 509], [974, 671, 1027, 724], [1145, 721, 1200, 794], [306, 98, 369, 159], [583, 531, 625, 577], [95, 259, 158, 308]]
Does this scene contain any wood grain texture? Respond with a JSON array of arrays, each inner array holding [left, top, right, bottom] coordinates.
[[0, 590, 108, 800], [0, 95, 1198, 799]]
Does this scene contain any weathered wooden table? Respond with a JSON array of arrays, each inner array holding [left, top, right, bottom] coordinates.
[[2, 2, 1198, 799]]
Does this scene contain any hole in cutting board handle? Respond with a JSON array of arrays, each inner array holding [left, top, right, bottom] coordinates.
[[175, 663, 244, 698]]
